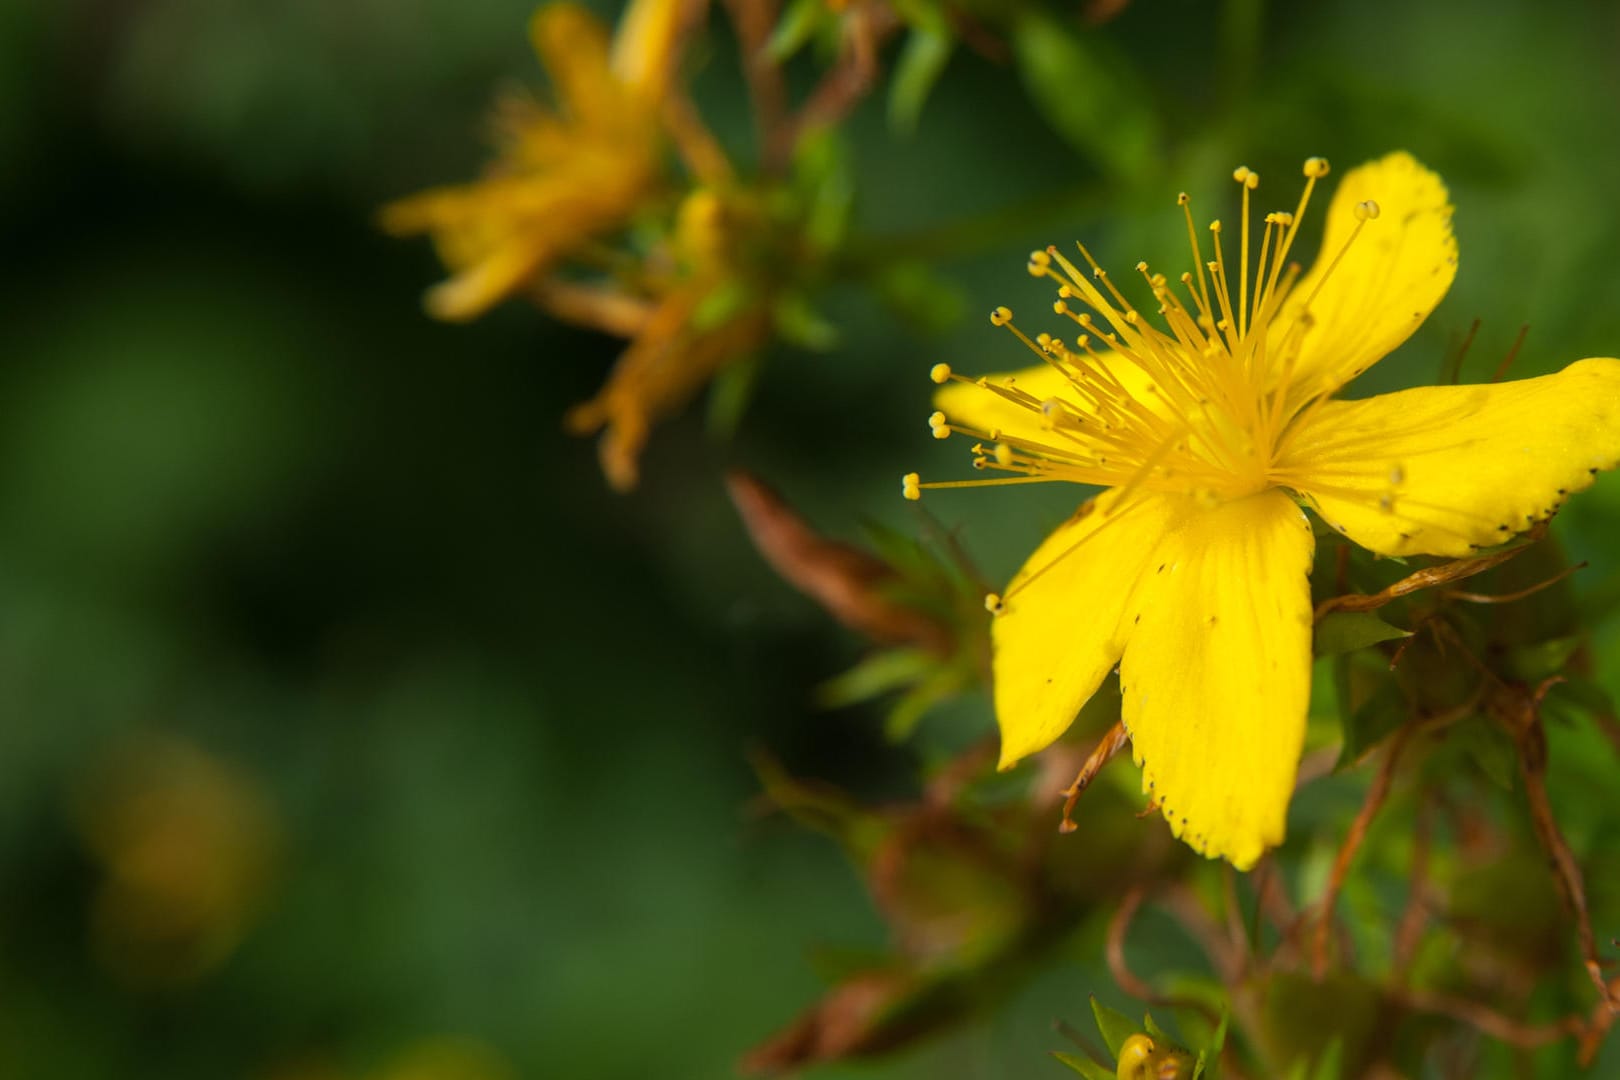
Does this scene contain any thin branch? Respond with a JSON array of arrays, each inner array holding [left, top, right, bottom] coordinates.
[[1392, 987, 1586, 1048], [1490, 323, 1531, 383], [1313, 724, 1413, 977], [1444, 562, 1585, 606]]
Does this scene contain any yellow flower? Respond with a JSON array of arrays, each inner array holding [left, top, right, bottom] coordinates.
[[380, 0, 681, 321], [564, 187, 771, 491], [907, 152, 1620, 869]]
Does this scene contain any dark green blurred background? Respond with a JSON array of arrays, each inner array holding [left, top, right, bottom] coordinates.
[[4, 1, 1620, 1077]]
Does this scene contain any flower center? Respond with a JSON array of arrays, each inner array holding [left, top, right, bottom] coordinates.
[[908, 158, 1380, 507]]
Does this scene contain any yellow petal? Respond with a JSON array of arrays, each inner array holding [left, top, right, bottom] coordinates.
[[1118, 489, 1315, 870], [1275, 357, 1620, 557], [424, 238, 551, 321], [530, 4, 618, 127], [993, 489, 1193, 768], [610, 0, 684, 97], [1275, 152, 1457, 404]]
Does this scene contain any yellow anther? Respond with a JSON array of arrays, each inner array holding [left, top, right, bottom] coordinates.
[[901, 472, 921, 500], [994, 443, 1014, 466], [1176, 191, 1189, 205], [984, 592, 1004, 615], [1232, 166, 1250, 183], [929, 362, 952, 384], [990, 305, 1013, 326], [1135, 260, 1149, 273], [1209, 219, 1222, 233], [932, 425, 951, 440], [1303, 156, 1330, 178], [1355, 199, 1380, 221], [1058, 284, 1074, 299], [928, 410, 947, 429], [1115, 1033, 1156, 1079], [1035, 332, 1054, 350], [1027, 250, 1051, 275], [1054, 300, 1069, 315]]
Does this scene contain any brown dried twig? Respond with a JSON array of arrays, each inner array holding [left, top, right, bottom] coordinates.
[[1313, 530, 1542, 623], [1057, 720, 1130, 834]]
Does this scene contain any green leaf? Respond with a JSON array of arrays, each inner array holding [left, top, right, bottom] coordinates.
[[772, 291, 840, 351], [1010, 11, 1160, 183], [766, 0, 829, 61], [1310, 1038, 1344, 1080], [888, 25, 954, 133], [817, 648, 936, 709], [793, 127, 854, 253], [872, 260, 968, 335], [1451, 715, 1517, 791], [1502, 634, 1582, 683], [1051, 1051, 1115, 1080], [692, 279, 752, 332], [1091, 995, 1140, 1058], [1542, 676, 1617, 725], [1143, 1011, 1172, 1044], [1334, 676, 1407, 770], [1313, 611, 1410, 657], [705, 352, 761, 440], [883, 665, 967, 741]]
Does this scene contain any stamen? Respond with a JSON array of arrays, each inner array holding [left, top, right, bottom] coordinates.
[[929, 362, 952, 384], [1232, 167, 1258, 338]]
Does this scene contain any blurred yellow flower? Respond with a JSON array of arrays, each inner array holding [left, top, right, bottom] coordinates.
[[565, 187, 774, 490], [381, 0, 681, 320], [909, 152, 1620, 868], [75, 736, 280, 986]]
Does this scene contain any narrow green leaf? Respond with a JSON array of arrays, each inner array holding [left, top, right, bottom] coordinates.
[[1452, 715, 1517, 791], [1143, 1011, 1172, 1044], [888, 26, 954, 133], [705, 352, 761, 440], [1313, 611, 1410, 657], [772, 291, 840, 351], [1334, 677, 1407, 770], [1051, 1051, 1115, 1080], [817, 648, 936, 709], [692, 279, 751, 332], [872, 260, 968, 335], [1010, 11, 1160, 182], [765, 0, 828, 61], [1091, 995, 1140, 1058], [1503, 634, 1582, 683], [883, 666, 966, 741]]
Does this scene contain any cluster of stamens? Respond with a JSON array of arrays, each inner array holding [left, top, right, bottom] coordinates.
[[905, 158, 1386, 528]]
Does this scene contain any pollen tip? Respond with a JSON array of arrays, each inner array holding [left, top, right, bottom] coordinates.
[[1209, 219, 1222, 233], [1135, 260, 1149, 273], [990, 305, 1013, 326], [1232, 166, 1250, 183], [1053, 299, 1068, 315], [901, 472, 921, 500], [994, 442, 1014, 466], [928, 362, 952, 384], [1026, 250, 1051, 275], [1303, 156, 1330, 178], [984, 592, 1004, 615], [1176, 191, 1190, 205], [1355, 199, 1381, 221], [927, 409, 946, 428]]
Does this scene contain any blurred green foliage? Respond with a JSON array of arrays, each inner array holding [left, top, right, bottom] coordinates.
[[5, 0, 1620, 1078]]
